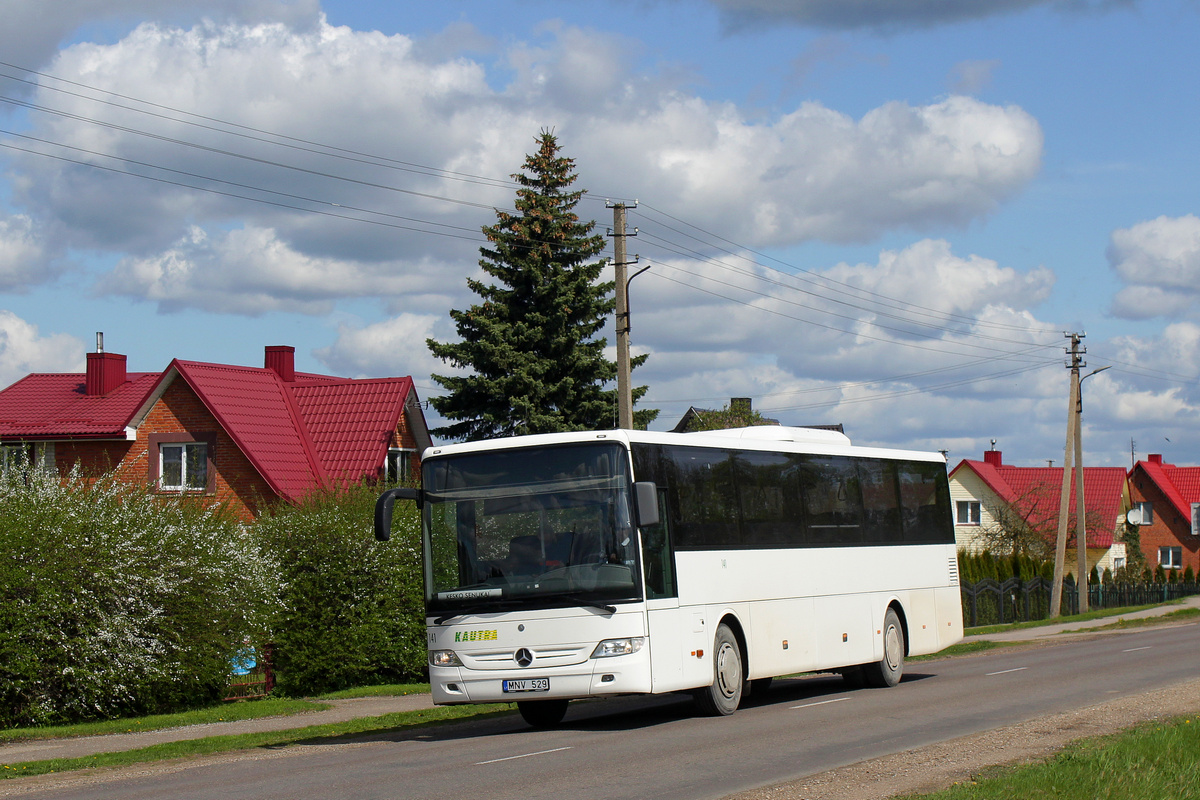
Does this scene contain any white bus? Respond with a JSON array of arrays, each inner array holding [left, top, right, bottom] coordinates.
[[375, 426, 963, 727]]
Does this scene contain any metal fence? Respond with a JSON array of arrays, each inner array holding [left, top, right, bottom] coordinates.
[[960, 578, 1200, 627]]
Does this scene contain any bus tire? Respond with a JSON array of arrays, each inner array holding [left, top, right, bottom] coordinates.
[[517, 699, 569, 728], [694, 623, 743, 716], [863, 607, 905, 688]]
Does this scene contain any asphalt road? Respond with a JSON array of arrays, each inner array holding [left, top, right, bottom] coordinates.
[[13, 621, 1198, 800]]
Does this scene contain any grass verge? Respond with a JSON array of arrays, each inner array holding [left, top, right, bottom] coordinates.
[[316, 683, 429, 700], [1067, 606, 1200, 634], [897, 714, 1200, 799], [964, 601, 1184, 638], [909, 639, 1015, 662], [1, 704, 512, 780], [0, 699, 330, 743]]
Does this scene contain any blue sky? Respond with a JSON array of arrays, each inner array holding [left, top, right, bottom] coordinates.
[[2, 0, 1199, 468]]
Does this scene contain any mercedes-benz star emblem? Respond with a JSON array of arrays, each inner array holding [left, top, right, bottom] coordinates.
[[514, 648, 534, 667]]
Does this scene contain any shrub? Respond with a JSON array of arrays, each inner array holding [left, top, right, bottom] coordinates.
[[1185, 565, 1196, 584], [254, 482, 425, 696], [0, 466, 272, 727]]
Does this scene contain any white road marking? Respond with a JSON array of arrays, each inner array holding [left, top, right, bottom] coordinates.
[[791, 697, 850, 710], [475, 747, 572, 765], [1123, 646, 1152, 653], [985, 667, 1028, 676]]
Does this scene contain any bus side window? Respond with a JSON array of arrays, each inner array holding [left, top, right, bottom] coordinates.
[[641, 489, 677, 599]]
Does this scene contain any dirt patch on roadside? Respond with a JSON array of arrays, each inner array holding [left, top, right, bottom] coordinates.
[[727, 675, 1200, 800]]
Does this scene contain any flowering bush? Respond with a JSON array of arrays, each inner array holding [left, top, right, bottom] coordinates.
[[0, 465, 273, 727], [254, 482, 425, 696]]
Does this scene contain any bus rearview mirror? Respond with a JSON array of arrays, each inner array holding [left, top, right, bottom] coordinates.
[[374, 487, 421, 541], [634, 481, 659, 528]]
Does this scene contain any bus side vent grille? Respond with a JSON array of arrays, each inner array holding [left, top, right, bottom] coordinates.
[[948, 557, 959, 586]]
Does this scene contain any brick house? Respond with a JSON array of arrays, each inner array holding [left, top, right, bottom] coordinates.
[[0, 344, 431, 520], [1127, 454, 1200, 573], [948, 449, 1130, 574]]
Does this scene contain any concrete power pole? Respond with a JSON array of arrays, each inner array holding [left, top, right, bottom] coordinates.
[[1073, 372, 1089, 615], [1050, 333, 1082, 618], [609, 202, 638, 429]]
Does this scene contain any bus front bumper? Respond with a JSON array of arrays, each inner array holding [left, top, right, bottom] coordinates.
[[430, 648, 653, 705]]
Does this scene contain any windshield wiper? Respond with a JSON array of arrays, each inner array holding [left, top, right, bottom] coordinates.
[[557, 594, 617, 614]]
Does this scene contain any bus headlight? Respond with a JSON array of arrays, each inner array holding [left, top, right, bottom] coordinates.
[[429, 650, 463, 667], [591, 637, 645, 658]]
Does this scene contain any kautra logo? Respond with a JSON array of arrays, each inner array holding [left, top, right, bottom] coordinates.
[[454, 629, 498, 642]]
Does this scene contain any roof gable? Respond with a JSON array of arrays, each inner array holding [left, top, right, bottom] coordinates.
[[168, 361, 327, 502], [1132, 458, 1200, 521]]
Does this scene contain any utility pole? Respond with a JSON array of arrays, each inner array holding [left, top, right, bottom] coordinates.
[[1050, 333, 1082, 618], [1051, 332, 1110, 617], [608, 202, 639, 429]]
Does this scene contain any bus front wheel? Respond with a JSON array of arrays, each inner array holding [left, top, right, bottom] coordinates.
[[694, 623, 743, 716], [517, 699, 569, 728], [862, 607, 905, 688]]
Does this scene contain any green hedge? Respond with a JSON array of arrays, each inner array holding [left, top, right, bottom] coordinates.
[[0, 465, 427, 727], [0, 467, 272, 727], [254, 483, 425, 696]]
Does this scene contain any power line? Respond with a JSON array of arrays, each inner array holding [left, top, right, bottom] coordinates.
[[637, 201, 1061, 337]]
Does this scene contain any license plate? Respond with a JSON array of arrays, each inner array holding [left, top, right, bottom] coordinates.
[[502, 678, 550, 693]]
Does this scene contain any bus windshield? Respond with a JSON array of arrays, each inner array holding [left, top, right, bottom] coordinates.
[[421, 442, 642, 616]]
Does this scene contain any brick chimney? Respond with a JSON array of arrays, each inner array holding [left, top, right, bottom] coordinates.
[[265, 345, 295, 382], [1148, 454, 1163, 464], [983, 450, 1003, 467]]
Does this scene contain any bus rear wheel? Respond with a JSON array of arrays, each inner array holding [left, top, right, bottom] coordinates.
[[862, 607, 905, 688], [694, 623, 743, 716], [517, 699, 569, 728]]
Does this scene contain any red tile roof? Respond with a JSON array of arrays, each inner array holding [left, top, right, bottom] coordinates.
[[165, 360, 328, 501], [0, 372, 159, 438], [950, 456, 1127, 548], [1132, 457, 1200, 521], [1, 349, 425, 504], [292, 377, 415, 481]]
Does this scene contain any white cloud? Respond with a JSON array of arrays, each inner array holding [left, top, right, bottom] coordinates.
[[97, 225, 453, 315], [0, 311, 84, 389], [626, 237, 1064, 449], [315, 314, 445, 382], [4, 17, 1045, 315], [1109, 214, 1200, 320], [0, 0, 320, 72], [0, 214, 60, 291], [582, 95, 1042, 245]]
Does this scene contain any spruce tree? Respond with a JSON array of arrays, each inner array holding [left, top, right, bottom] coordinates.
[[427, 131, 654, 441]]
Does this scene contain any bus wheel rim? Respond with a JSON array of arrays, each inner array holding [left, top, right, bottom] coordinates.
[[716, 642, 739, 697], [884, 624, 902, 671]]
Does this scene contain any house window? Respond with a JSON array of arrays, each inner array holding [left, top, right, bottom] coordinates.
[[149, 433, 216, 493], [1133, 501, 1153, 525], [0, 444, 24, 477], [1158, 546, 1182, 570], [955, 500, 981, 526], [387, 447, 416, 484], [160, 442, 208, 490], [0, 443, 54, 478]]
